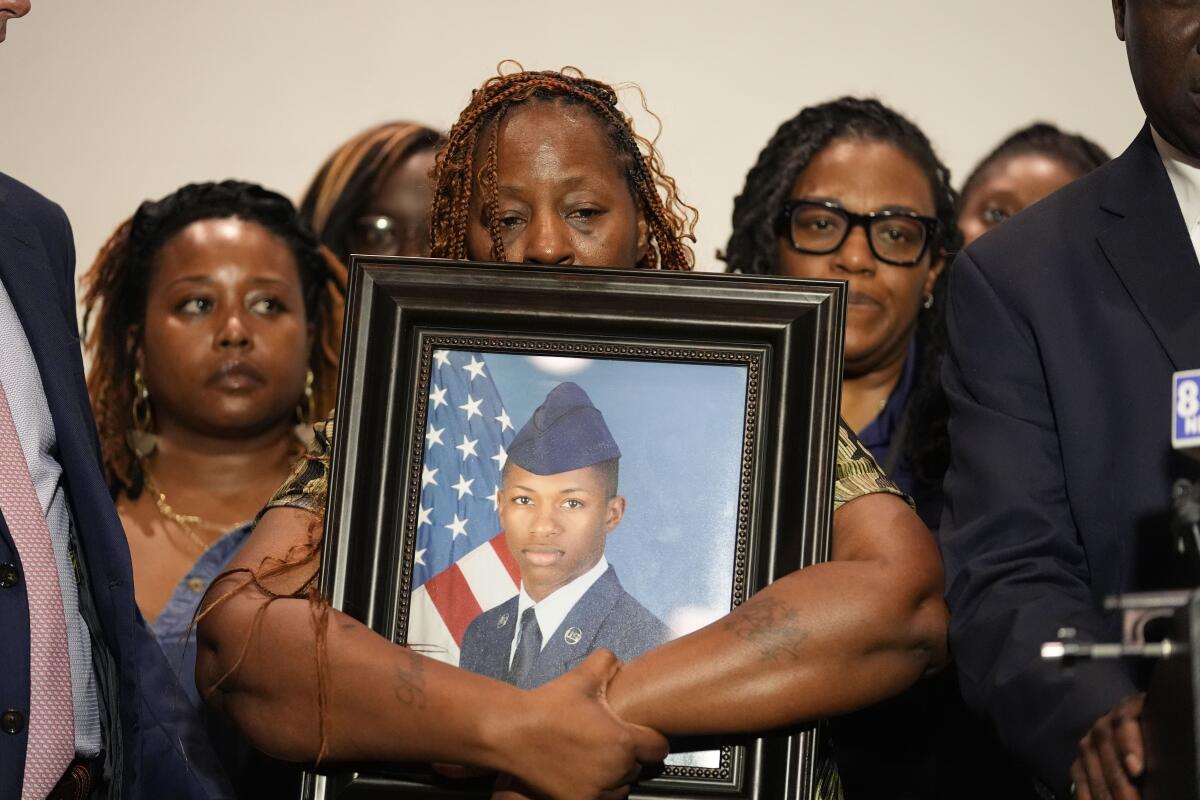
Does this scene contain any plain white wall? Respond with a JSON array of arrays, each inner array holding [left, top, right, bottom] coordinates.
[[2, 1, 1141, 274]]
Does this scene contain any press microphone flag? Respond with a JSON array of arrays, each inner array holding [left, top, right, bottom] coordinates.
[[1173, 369, 1200, 456]]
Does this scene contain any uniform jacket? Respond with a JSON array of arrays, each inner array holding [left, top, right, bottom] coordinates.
[[459, 565, 671, 689], [939, 125, 1200, 796], [0, 173, 229, 799]]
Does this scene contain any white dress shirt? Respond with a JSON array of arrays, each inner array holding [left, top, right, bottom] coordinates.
[[0, 277, 101, 756], [1152, 126, 1200, 264], [510, 556, 609, 668]]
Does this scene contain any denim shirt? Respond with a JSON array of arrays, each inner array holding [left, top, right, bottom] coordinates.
[[150, 522, 253, 708]]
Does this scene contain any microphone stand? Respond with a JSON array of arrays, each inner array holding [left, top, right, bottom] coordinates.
[[1039, 477, 1200, 799]]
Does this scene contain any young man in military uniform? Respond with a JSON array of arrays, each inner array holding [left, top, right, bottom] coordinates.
[[459, 382, 672, 688]]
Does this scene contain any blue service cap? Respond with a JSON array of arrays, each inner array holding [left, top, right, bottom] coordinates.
[[507, 382, 621, 475]]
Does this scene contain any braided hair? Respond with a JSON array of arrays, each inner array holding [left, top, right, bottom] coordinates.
[[299, 121, 444, 264], [82, 179, 347, 497], [725, 96, 961, 276], [199, 74, 694, 760], [724, 97, 962, 516], [430, 66, 696, 270], [960, 121, 1110, 200]]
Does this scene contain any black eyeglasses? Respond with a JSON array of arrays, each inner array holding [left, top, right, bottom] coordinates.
[[777, 199, 940, 267]]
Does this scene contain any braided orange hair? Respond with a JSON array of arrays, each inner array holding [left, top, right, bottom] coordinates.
[[430, 66, 696, 270]]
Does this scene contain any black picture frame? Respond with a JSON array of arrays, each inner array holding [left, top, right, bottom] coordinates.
[[303, 257, 846, 800]]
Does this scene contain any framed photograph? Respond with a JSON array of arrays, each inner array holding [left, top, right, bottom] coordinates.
[[305, 258, 845, 800]]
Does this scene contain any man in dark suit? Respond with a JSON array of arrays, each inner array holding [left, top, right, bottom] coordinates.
[[0, 176, 230, 799], [460, 382, 672, 689], [940, 3, 1200, 798], [0, 12, 228, 794]]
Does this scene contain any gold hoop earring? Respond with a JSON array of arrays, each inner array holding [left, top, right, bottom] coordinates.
[[292, 369, 317, 446], [295, 369, 315, 425], [127, 369, 158, 458]]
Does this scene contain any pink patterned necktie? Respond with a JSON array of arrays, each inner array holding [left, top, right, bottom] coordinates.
[[0, 382, 74, 798]]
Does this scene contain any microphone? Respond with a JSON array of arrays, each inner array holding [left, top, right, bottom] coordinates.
[[1039, 372, 1200, 669], [1171, 370, 1200, 583]]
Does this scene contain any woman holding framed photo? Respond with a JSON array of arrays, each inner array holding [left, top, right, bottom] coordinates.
[[197, 69, 947, 800]]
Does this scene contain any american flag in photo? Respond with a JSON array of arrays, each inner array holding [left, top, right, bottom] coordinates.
[[407, 349, 520, 664]]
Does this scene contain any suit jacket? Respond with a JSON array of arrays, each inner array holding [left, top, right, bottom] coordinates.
[[459, 565, 671, 689], [939, 125, 1200, 795], [0, 173, 229, 799]]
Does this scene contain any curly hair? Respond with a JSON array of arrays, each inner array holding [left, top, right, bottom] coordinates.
[[299, 121, 444, 264], [960, 121, 1110, 201], [81, 179, 347, 497], [724, 97, 962, 518], [429, 65, 697, 270]]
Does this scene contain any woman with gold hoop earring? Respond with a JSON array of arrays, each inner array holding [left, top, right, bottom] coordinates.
[[80, 180, 345, 796]]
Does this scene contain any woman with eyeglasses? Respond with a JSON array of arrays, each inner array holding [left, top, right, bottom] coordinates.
[[726, 96, 956, 531], [725, 97, 1037, 799], [300, 121, 444, 264]]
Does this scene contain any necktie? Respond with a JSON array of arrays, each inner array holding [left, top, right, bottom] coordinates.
[[507, 607, 542, 686], [0, 383, 74, 798]]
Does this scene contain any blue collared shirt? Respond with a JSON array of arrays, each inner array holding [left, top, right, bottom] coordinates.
[[857, 340, 945, 531], [858, 340, 919, 495]]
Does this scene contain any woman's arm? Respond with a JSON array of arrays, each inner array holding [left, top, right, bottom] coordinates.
[[195, 506, 666, 799], [606, 492, 948, 733]]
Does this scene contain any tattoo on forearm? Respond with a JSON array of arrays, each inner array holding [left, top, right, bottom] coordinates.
[[394, 651, 427, 709], [724, 598, 808, 661]]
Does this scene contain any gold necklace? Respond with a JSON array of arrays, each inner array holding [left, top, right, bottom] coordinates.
[[141, 467, 242, 552], [135, 432, 302, 550]]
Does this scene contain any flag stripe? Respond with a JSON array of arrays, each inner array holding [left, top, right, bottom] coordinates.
[[458, 534, 519, 613], [406, 586, 462, 665], [491, 534, 521, 585], [425, 563, 483, 646]]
